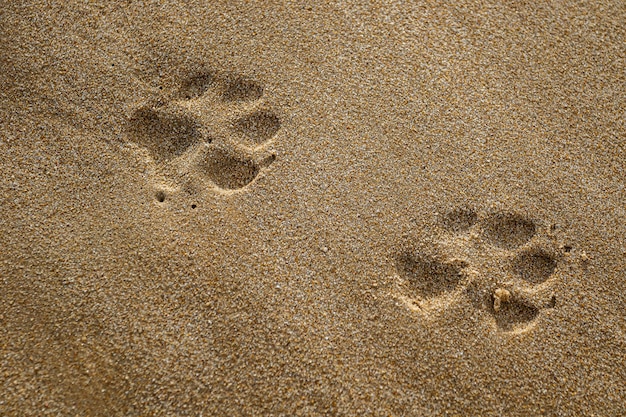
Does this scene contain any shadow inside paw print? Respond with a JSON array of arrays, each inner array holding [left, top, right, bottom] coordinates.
[[481, 212, 536, 249], [178, 72, 217, 100], [466, 283, 540, 332], [178, 72, 265, 102], [128, 106, 205, 161], [441, 207, 478, 234], [395, 208, 564, 333], [221, 76, 264, 102], [200, 147, 260, 190], [491, 296, 539, 332], [126, 68, 280, 195], [396, 252, 468, 299], [234, 110, 282, 145], [512, 247, 558, 285]]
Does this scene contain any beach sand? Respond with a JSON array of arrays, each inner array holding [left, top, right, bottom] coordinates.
[[1, 1, 625, 415]]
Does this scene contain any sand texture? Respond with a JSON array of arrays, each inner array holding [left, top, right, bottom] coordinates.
[[1, 1, 625, 415]]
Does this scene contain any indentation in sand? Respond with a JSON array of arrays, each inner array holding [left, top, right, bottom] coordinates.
[[128, 106, 204, 161], [440, 207, 478, 234], [396, 252, 467, 299], [512, 247, 558, 285], [481, 212, 536, 249], [178, 71, 216, 100], [393, 208, 566, 334], [490, 292, 539, 332], [125, 68, 281, 199], [199, 147, 260, 190], [221, 75, 264, 102], [234, 110, 282, 145]]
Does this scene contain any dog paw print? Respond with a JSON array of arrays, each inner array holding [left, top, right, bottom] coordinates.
[[394, 208, 568, 334], [126, 70, 280, 199]]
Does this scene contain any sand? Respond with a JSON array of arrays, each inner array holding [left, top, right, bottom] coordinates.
[[1, 1, 625, 415]]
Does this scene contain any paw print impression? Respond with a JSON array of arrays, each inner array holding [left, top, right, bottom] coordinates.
[[481, 212, 536, 250], [487, 286, 540, 333], [127, 70, 281, 198], [234, 110, 281, 145], [394, 208, 567, 334], [511, 247, 558, 285], [396, 252, 468, 299], [128, 105, 204, 161], [394, 243, 471, 313]]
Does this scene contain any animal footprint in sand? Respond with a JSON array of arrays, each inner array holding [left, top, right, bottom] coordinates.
[[127, 70, 280, 198], [395, 208, 570, 333]]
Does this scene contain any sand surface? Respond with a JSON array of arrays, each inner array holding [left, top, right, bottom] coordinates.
[[1, 1, 625, 415]]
